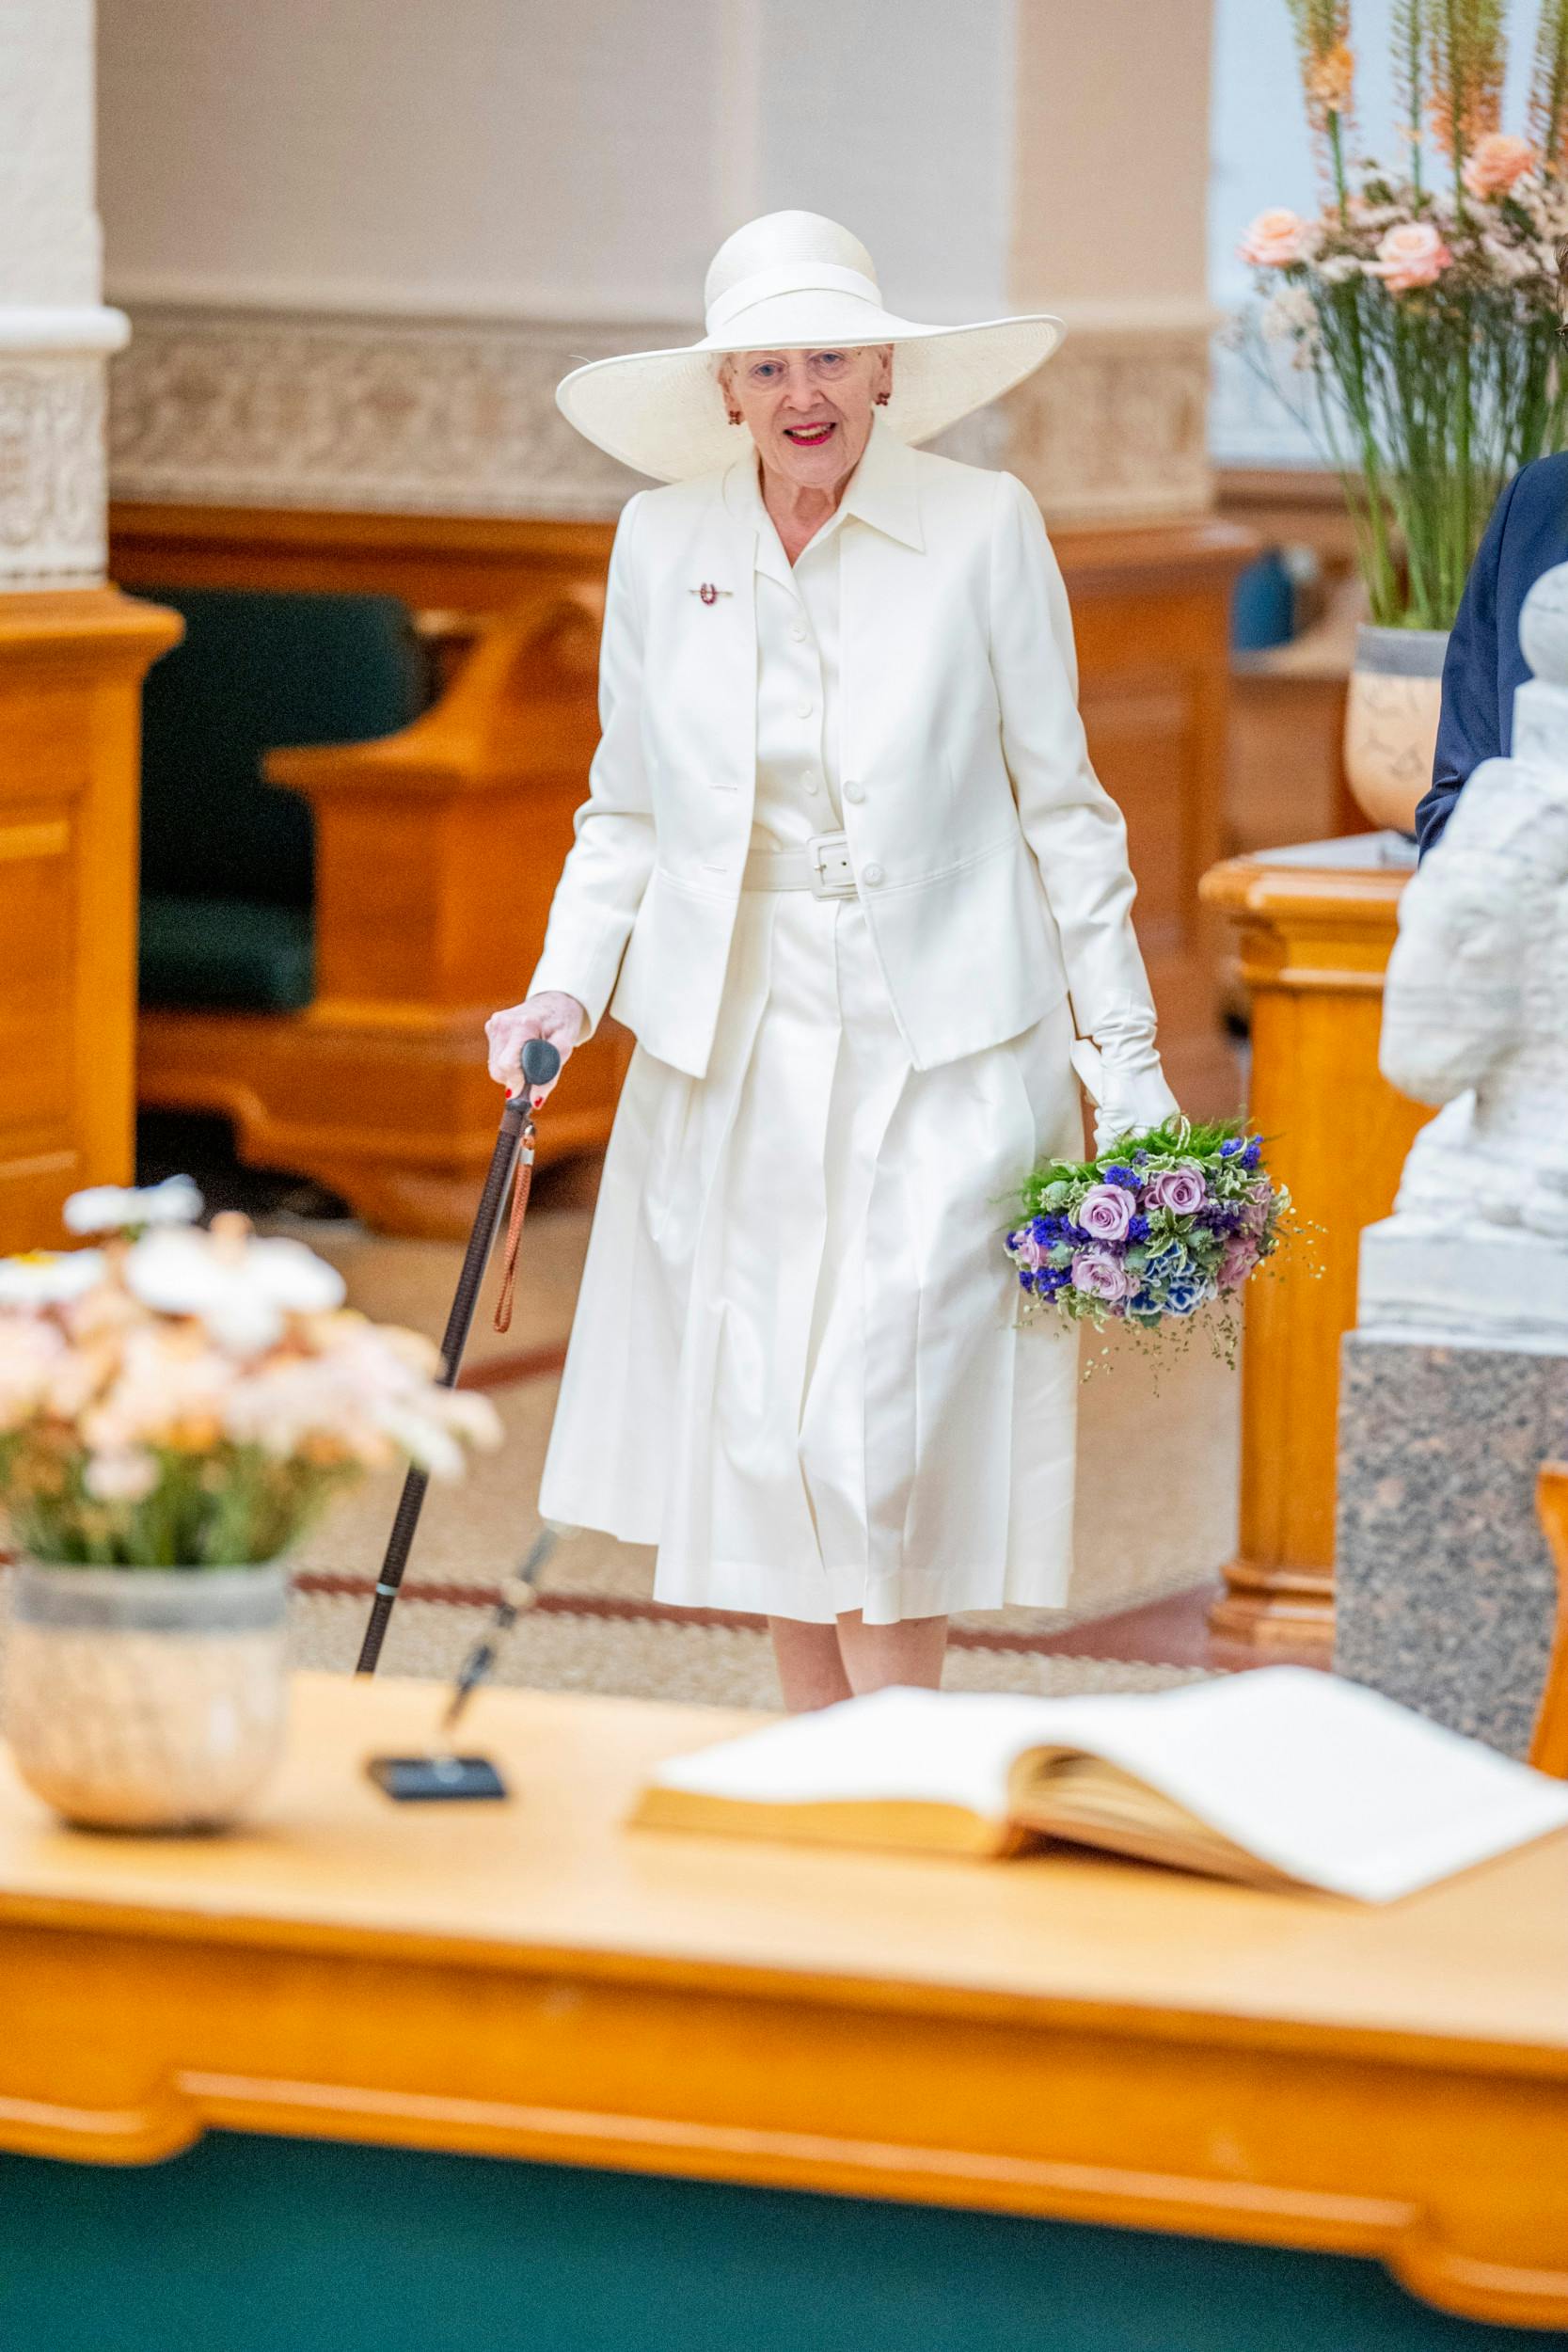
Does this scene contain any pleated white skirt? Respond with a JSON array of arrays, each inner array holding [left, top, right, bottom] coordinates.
[[539, 888, 1084, 1624]]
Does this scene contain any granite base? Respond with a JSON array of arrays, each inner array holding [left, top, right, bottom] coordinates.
[[1335, 1333, 1567, 1758]]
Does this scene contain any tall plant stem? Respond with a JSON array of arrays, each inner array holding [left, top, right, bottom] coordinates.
[[1453, 332, 1473, 620], [1328, 111, 1351, 221]]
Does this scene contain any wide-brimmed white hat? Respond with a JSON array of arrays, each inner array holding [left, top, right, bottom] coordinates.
[[556, 210, 1066, 484]]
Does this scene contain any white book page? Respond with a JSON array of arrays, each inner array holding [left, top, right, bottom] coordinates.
[[646, 1674, 1568, 1900], [1036, 1668, 1568, 1900], [649, 1688, 1070, 1824]]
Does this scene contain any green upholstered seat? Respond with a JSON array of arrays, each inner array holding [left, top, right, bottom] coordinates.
[[138, 894, 315, 1014], [137, 588, 428, 1012]]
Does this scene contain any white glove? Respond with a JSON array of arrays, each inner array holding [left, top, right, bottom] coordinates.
[[483, 990, 586, 1106], [1070, 1038, 1180, 1157]]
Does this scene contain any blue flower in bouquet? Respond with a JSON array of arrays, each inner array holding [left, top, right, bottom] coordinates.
[[1018, 1270, 1036, 1292], [1127, 1213, 1150, 1243], [1101, 1164, 1140, 1191], [1242, 1138, 1262, 1171], [1164, 1279, 1205, 1316], [1219, 1137, 1245, 1160]]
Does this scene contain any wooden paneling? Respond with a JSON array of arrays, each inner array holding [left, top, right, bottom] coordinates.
[[111, 503, 619, 617], [0, 1672, 1563, 2328], [1200, 850, 1433, 1650], [0, 590, 182, 1254]]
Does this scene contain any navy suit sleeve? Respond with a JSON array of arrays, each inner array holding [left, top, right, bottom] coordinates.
[[1415, 469, 1521, 855]]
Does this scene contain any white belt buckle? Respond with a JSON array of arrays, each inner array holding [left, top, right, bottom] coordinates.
[[807, 830, 856, 900]]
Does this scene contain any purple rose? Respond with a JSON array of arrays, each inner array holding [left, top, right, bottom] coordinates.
[[1011, 1232, 1044, 1271], [1075, 1183, 1134, 1243], [1146, 1163, 1207, 1216], [1070, 1249, 1132, 1304]]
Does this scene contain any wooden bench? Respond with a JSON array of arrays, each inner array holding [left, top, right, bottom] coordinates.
[[136, 586, 632, 1237]]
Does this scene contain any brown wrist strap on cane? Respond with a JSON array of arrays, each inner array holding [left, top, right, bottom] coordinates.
[[493, 1127, 534, 1334]]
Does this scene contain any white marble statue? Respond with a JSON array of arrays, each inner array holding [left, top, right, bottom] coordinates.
[[1360, 562, 1568, 1345]]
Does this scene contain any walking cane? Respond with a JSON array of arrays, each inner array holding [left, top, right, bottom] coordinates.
[[355, 1035, 560, 1676]]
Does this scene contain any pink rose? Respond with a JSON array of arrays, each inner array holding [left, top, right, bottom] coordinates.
[[1240, 208, 1310, 269], [1011, 1232, 1044, 1271], [1370, 220, 1452, 294], [1076, 1184, 1134, 1243], [1463, 133, 1538, 200], [1146, 1164, 1207, 1216], [1071, 1250, 1132, 1305], [1219, 1236, 1259, 1293]]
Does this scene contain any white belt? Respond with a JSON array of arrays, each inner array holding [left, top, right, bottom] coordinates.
[[742, 829, 858, 899]]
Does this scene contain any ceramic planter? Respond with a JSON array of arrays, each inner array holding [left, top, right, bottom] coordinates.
[[1343, 624, 1450, 835], [3, 1561, 289, 1832]]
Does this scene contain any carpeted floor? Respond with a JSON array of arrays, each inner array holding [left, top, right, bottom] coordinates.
[[273, 1175, 1239, 1708]]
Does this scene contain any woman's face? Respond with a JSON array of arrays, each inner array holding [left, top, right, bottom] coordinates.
[[721, 345, 893, 490]]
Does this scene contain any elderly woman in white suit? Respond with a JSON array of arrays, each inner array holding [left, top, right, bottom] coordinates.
[[486, 211, 1177, 1709]]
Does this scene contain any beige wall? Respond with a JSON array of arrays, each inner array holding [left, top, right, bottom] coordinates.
[[97, 0, 1014, 322], [98, 0, 1216, 523], [1009, 0, 1213, 314]]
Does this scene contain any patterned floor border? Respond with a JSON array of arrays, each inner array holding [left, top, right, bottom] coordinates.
[[293, 1571, 1227, 1661]]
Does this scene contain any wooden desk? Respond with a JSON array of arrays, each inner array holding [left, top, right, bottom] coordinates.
[[0, 1674, 1563, 2348], [1200, 837, 1433, 1652]]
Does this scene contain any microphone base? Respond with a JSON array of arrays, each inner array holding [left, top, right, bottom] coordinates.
[[366, 1754, 509, 1803]]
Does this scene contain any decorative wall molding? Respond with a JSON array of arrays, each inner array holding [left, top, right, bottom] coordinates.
[[108, 306, 675, 520], [990, 320, 1215, 525], [109, 300, 1216, 527], [0, 353, 110, 587]]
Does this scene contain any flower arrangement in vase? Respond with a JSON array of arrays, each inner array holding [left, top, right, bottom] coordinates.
[[0, 1180, 500, 1830], [1239, 1, 1568, 828]]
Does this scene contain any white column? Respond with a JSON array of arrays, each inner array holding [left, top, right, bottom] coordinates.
[[0, 0, 127, 586]]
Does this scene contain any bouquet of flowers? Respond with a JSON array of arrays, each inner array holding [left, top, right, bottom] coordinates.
[[1239, 0, 1568, 628], [0, 1179, 500, 1568], [1004, 1119, 1292, 1354]]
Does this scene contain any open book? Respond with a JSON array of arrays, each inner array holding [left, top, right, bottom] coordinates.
[[631, 1669, 1568, 1901]]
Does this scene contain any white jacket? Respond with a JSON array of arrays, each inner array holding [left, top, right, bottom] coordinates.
[[530, 416, 1165, 1091]]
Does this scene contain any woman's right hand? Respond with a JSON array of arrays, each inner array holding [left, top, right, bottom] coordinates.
[[484, 992, 586, 1106]]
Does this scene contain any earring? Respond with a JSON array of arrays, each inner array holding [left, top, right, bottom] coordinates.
[[875, 390, 891, 406], [726, 405, 743, 426]]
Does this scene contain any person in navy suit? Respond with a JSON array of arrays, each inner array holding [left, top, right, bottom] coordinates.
[[1417, 450, 1568, 853]]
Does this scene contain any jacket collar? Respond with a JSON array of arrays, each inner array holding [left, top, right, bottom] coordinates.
[[719, 412, 925, 554]]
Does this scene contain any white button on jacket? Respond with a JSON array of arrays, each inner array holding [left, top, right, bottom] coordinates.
[[530, 416, 1161, 1082]]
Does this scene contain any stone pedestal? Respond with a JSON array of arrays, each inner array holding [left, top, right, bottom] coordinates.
[[1358, 1216, 1568, 1351], [1335, 1331, 1567, 1758]]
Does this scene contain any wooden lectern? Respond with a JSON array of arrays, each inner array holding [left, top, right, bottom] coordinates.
[[1200, 838, 1433, 1652]]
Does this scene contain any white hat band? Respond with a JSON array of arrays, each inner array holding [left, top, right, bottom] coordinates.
[[705, 260, 884, 338]]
